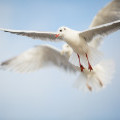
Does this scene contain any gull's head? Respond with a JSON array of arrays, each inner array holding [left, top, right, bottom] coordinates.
[[61, 44, 73, 58], [55, 26, 69, 38]]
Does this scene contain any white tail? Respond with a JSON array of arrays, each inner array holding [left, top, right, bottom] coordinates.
[[73, 60, 115, 92]]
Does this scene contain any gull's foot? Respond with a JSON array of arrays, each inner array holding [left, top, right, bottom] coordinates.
[[88, 63, 93, 72], [80, 64, 85, 72], [98, 79, 103, 87], [86, 83, 92, 91]]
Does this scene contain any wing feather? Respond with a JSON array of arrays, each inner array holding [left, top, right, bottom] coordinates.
[[90, 0, 120, 28], [89, 0, 120, 48], [0, 45, 76, 73], [79, 20, 120, 42], [0, 28, 63, 41]]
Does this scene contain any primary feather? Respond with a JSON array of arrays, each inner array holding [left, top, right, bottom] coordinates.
[[89, 0, 120, 48], [0, 28, 63, 41], [90, 0, 120, 27]]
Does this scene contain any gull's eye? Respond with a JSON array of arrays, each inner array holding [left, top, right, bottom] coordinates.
[[64, 28, 66, 30], [60, 29, 62, 32]]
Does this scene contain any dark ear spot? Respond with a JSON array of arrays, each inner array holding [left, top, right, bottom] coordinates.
[[64, 28, 66, 30]]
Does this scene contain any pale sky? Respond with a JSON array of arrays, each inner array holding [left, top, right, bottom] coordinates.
[[0, 0, 120, 120]]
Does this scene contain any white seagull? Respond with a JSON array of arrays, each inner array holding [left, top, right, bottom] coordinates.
[[0, 43, 115, 91], [0, 44, 76, 73], [0, 21, 120, 72], [0, 0, 119, 91]]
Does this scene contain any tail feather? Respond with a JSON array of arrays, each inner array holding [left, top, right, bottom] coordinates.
[[73, 60, 115, 92]]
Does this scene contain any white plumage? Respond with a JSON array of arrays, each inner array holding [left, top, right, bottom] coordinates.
[[74, 60, 115, 92], [1, 20, 120, 70], [0, 44, 76, 73], [0, 0, 120, 91]]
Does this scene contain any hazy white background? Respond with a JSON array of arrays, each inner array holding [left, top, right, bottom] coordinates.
[[0, 0, 120, 119]]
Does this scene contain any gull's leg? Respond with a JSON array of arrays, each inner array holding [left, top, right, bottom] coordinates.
[[97, 77, 103, 87], [77, 54, 85, 72], [85, 53, 93, 72], [86, 83, 92, 91]]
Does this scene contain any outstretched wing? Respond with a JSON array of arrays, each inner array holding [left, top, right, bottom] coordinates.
[[0, 28, 63, 41], [89, 0, 120, 48], [0, 45, 76, 73], [90, 0, 120, 27], [79, 20, 120, 43]]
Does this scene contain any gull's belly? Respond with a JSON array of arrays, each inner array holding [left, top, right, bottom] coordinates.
[[74, 44, 87, 54], [67, 37, 88, 55]]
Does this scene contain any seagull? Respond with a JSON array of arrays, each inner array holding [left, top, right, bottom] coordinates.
[[0, 43, 115, 91], [0, 44, 76, 73], [0, 0, 119, 91], [0, 20, 120, 71]]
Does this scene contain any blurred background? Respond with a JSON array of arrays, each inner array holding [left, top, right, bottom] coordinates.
[[0, 0, 120, 119]]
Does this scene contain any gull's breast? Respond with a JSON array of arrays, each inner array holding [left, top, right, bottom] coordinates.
[[64, 31, 88, 54]]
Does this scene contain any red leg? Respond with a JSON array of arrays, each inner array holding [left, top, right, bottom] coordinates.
[[77, 54, 85, 72], [85, 53, 93, 72], [86, 83, 92, 91]]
